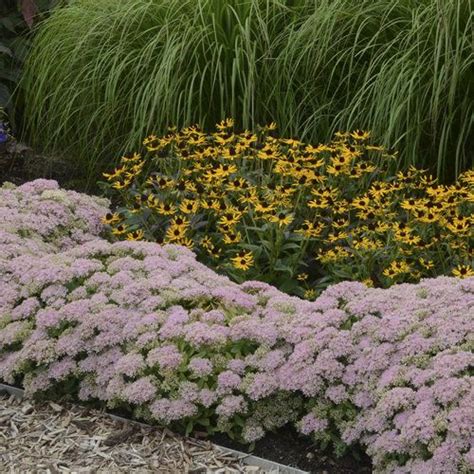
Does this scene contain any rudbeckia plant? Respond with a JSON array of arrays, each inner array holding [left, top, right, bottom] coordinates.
[[101, 120, 473, 298]]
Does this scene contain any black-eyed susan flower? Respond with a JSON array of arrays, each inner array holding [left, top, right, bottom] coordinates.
[[218, 211, 242, 227], [156, 201, 177, 216], [350, 130, 370, 141], [121, 152, 142, 164], [143, 134, 160, 151], [126, 229, 145, 241], [200, 236, 213, 250], [254, 200, 276, 214], [165, 225, 187, 242], [352, 196, 371, 210], [452, 265, 474, 278], [179, 199, 199, 214], [418, 258, 434, 270], [231, 250, 254, 271], [112, 224, 128, 236], [177, 237, 194, 249], [101, 212, 121, 225], [111, 178, 132, 190], [446, 216, 471, 235], [416, 210, 439, 224], [355, 161, 376, 174], [223, 231, 242, 245], [383, 260, 410, 278], [170, 216, 190, 229], [295, 220, 323, 238], [269, 211, 294, 227], [209, 245, 222, 259], [216, 118, 234, 131], [102, 165, 126, 181]]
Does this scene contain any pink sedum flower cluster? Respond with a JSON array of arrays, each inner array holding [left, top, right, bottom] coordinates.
[[0, 180, 473, 473]]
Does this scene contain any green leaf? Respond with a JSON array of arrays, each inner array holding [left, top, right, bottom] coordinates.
[[185, 419, 194, 436]]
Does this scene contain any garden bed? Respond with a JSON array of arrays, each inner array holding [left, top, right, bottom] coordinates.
[[0, 179, 472, 474], [1, 385, 304, 473]]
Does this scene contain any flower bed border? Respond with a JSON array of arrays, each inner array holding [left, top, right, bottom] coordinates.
[[0, 382, 309, 474]]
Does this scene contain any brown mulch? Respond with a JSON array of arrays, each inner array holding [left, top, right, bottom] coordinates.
[[0, 394, 273, 473]]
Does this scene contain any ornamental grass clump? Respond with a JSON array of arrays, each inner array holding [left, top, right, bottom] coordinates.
[[20, 0, 474, 179], [101, 121, 474, 298], [0, 180, 473, 472]]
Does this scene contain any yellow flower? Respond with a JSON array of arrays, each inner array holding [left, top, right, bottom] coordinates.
[[111, 178, 132, 190], [165, 225, 187, 242], [452, 265, 474, 279], [177, 237, 194, 249], [223, 231, 242, 245], [102, 165, 125, 181], [383, 260, 410, 278], [146, 175, 173, 189], [208, 245, 222, 259], [354, 162, 376, 174], [307, 197, 329, 209], [362, 278, 374, 288], [201, 236, 213, 250], [179, 199, 200, 214], [350, 130, 371, 140], [269, 212, 294, 227], [170, 216, 190, 229], [353, 237, 380, 251], [295, 220, 323, 238], [297, 273, 308, 281], [112, 224, 128, 236], [415, 209, 440, 224], [218, 211, 242, 227], [316, 247, 350, 263], [446, 216, 471, 235], [258, 144, 281, 160], [101, 212, 121, 225], [327, 230, 348, 243], [327, 163, 349, 176], [216, 118, 234, 131], [352, 196, 371, 210], [254, 200, 277, 214], [143, 135, 160, 151], [231, 250, 254, 271], [304, 289, 317, 300], [121, 152, 142, 164], [126, 230, 145, 241], [154, 200, 177, 216], [418, 258, 434, 270]]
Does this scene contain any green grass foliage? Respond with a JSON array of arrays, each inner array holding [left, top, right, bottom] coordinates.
[[20, 0, 474, 181]]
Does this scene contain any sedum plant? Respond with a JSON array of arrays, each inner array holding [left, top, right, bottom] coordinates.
[[101, 121, 474, 298]]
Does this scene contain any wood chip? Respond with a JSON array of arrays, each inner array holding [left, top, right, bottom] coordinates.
[[0, 394, 277, 473]]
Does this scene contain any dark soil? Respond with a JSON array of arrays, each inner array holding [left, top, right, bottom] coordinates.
[[0, 139, 93, 192], [212, 427, 372, 474]]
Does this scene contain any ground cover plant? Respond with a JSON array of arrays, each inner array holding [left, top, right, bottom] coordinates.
[[0, 179, 473, 473], [101, 121, 474, 298], [19, 0, 474, 180]]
